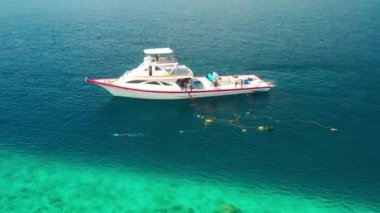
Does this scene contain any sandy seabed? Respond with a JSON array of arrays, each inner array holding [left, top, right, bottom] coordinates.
[[0, 151, 377, 213]]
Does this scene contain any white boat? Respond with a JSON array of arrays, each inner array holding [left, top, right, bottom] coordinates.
[[87, 48, 273, 100]]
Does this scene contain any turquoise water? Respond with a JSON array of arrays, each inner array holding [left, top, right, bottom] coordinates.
[[1, 0, 380, 212], [0, 150, 376, 212]]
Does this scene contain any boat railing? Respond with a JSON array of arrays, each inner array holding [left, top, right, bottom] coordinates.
[[105, 79, 118, 84], [145, 55, 177, 64], [156, 56, 177, 63]]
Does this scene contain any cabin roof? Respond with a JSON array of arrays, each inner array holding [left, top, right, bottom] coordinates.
[[144, 48, 173, 55]]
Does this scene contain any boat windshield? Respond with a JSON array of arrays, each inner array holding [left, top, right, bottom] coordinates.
[[169, 65, 193, 75]]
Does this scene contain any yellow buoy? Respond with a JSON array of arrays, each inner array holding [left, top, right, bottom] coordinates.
[[330, 128, 338, 132]]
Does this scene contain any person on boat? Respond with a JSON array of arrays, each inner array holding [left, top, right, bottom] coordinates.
[[155, 54, 159, 62], [187, 79, 193, 91], [214, 80, 218, 87], [180, 78, 189, 90]]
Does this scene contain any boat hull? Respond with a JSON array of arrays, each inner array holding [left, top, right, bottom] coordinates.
[[88, 79, 271, 100]]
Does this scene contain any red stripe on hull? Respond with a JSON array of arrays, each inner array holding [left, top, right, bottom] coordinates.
[[87, 79, 272, 94]]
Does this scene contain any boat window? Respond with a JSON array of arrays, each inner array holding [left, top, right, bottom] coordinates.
[[170, 65, 192, 75], [192, 80, 205, 89], [126, 80, 146, 84], [162, 67, 172, 72], [146, 81, 160, 85], [161, 82, 172, 86], [155, 67, 162, 71]]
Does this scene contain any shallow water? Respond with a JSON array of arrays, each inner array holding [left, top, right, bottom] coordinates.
[[1, 0, 380, 211], [0, 150, 377, 212]]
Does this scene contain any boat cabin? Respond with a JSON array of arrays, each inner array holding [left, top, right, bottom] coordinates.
[[124, 48, 193, 78], [143, 48, 177, 64], [117, 48, 195, 88]]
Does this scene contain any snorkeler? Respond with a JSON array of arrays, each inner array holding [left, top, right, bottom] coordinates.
[[257, 125, 274, 132]]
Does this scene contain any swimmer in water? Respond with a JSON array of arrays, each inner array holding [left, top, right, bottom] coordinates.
[[113, 133, 145, 137]]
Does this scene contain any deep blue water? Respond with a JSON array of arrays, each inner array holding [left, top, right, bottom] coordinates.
[[1, 0, 380, 209]]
